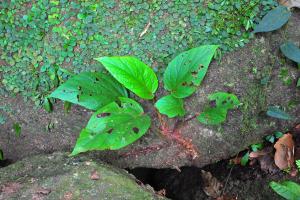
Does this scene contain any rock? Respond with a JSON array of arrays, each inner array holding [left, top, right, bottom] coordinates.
[[0, 152, 167, 200], [0, 11, 300, 168]]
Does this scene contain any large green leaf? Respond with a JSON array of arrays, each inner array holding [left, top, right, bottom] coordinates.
[[253, 6, 291, 33], [270, 181, 300, 200], [280, 41, 300, 63], [163, 45, 219, 98], [49, 72, 127, 110], [95, 56, 158, 99], [71, 97, 151, 155], [197, 92, 240, 125], [155, 95, 185, 118]]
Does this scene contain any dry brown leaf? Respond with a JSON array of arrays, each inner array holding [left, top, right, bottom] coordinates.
[[279, 0, 300, 8], [201, 170, 223, 198], [274, 133, 295, 170], [90, 170, 100, 180]]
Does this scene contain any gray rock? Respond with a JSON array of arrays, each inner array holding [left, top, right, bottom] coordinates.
[[0, 11, 299, 168], [0, 152, 167, 200]]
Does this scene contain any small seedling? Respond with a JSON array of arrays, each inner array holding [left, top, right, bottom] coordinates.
[[49, 45, 240, 157]]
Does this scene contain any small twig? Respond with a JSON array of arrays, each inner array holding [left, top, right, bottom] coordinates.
[[139, 21, 151, 38], [222, 154, 238, 195]]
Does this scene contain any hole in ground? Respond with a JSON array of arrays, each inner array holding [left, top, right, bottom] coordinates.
[[0, 159, 13, 168], [128, 160, 284, 200]]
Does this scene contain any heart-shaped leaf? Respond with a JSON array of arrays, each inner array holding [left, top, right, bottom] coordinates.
[[163, 45, 219, 98], [197, 92, 240, 125], [71, 97, 151, 155], [280, 41, 300, 63], [253, 6, 291, 33], [155, 95, 185, 118], [95, 56, 158, 99], [49, 72, 128, 110]]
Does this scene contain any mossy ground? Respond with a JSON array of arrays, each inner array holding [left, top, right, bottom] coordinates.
[[0, 0, 277, 105]]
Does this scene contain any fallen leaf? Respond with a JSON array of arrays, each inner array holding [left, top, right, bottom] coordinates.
[[201, 170, 223, 198], [90, 170, 100, 180], [279, 0, 300, 8], [274, 133, 295, 170]]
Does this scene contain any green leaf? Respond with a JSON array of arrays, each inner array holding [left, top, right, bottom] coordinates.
[[280, 41, 300, 63], [49, 72, 128, 110], [241, 152, 249, 166], [270, 181, 300, 200], [197, 92, 240, 125], [274, 131, 284, 139], [297, 79, 300, 87], [253, 6, 291, 33], [251, 143, 263, 152], [71, 97, 151, 155], [155, 95, 185, 118], [267, 106, 292, 120], [296, 160, 300, 171], [13, 123, 21, 137], [95, 56, 158, 99], [163, 45, 219, 98], [0, 149, 3, 160], [64, 101, 72, 113], [43, 97, 52, 113], [265, 135, 275, 143]]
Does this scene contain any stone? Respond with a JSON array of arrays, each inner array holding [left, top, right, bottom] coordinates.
[[0, 10, 299, 169], [0, 152, 167, 200]]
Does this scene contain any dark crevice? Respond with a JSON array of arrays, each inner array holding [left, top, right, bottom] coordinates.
[[0, 159, 13, 168]]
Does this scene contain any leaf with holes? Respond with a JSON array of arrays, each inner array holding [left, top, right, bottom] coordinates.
[[163, 45, 219, 98], [155, 95, 185, 118], [253, 6, 291, 33], [49, 72, 128, 110], [280, 41, 300, 63], [71, 97, 151, 155], [95, 56, 158, 99], [270, 181, 300, 200], [197, 92, 240, 125]]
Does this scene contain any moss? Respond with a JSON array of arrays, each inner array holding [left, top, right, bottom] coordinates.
[[0, 152, 166, 200], [240, 83, 267, 134]]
